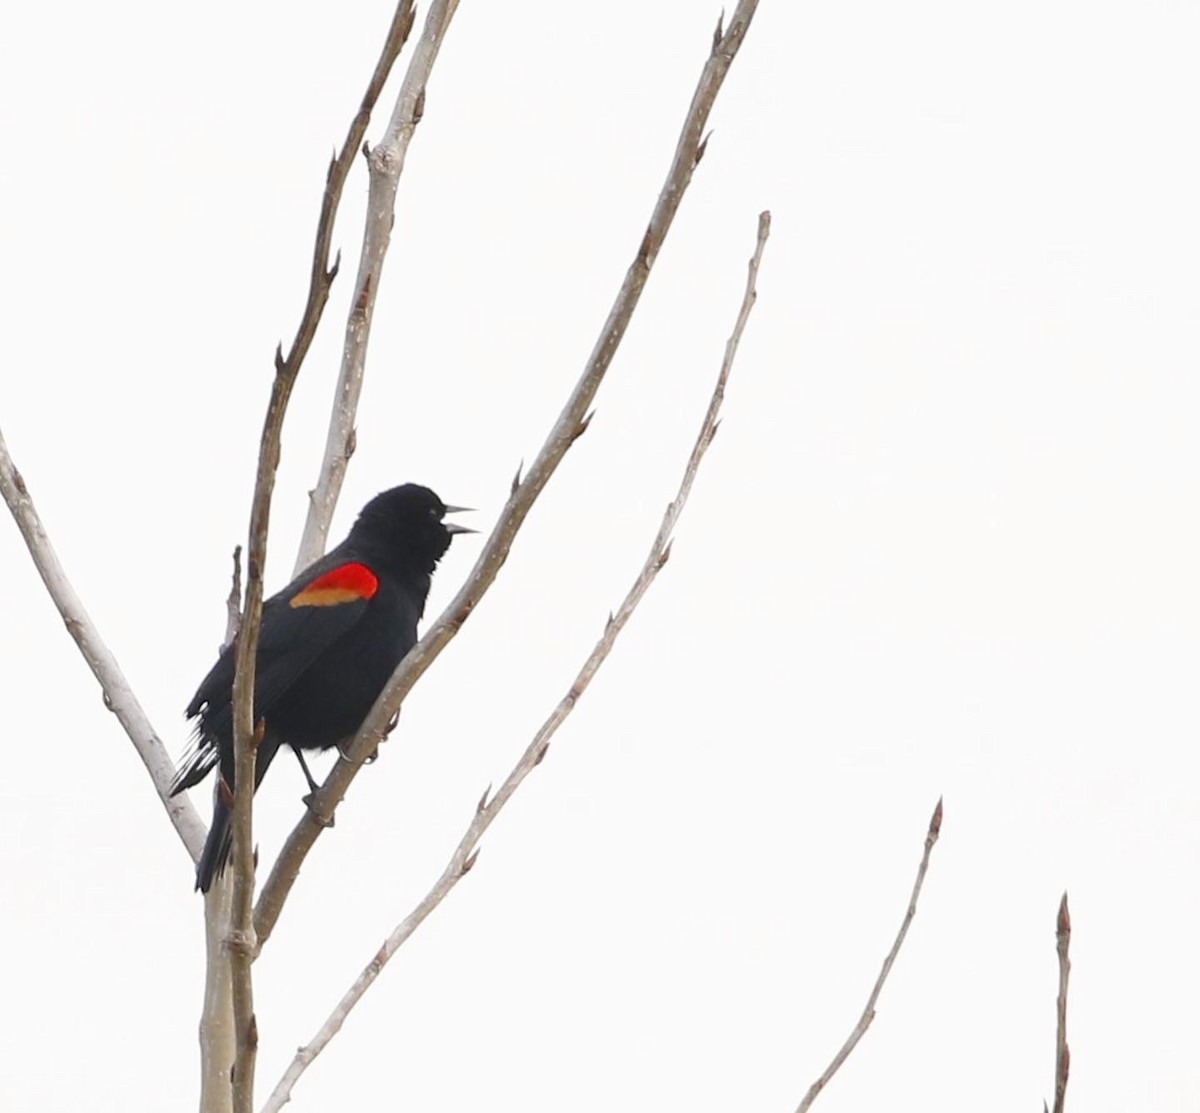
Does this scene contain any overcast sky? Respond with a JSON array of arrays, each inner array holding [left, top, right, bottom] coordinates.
[[2, 1, 1197, 1111]]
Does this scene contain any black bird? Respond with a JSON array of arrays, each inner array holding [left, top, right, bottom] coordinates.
[[171, 484, 472, 892]]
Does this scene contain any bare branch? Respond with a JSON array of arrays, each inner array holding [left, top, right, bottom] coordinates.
[[197, 9, 423, 1107], [199, 880, 237, 1113], [1052, 892, 1072, 1113], [223, 12, 423, 1103], [259, 210, 771, 1113], [278, 0, 417, 396], [225, 546, 243, 645], [255, 0, 762, 949], [796, 797, 944, 1112], [294, 0, 459, 573], [0, 425, 207, 861], [227, 716, 259, 1113], [228, 380, 281, 1113]]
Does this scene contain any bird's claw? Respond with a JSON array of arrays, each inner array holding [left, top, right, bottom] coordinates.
[[302, 793, 336, 828], [336, 740, 379, 765]]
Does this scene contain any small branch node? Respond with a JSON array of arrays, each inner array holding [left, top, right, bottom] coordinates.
[[637, 225, 654, 265], [224, 929, 259, 959]]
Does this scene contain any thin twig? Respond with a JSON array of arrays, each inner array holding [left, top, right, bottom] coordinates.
[[227, 379, 283, 1113], [260, 208, 771, 1113], [0, 425, 207, 861], [294, 0, 459, 573], [796, 798, 944, 1112], [255, 0, 761, 949], [225, 546, 244, 645], [224, 10, 421, 1105], [279, 0, 417, 400], [1052, 892, 1071, 1113]]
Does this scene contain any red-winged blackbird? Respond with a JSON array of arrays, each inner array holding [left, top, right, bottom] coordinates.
[[171, 484, 472, 892]]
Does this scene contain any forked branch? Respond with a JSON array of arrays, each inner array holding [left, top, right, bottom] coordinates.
[[260, 209, 772, 1113], [294, 0, 462, 572], [255, 0, 762, 948], [278, 0, 416, 391], [225, 7, 421, 1108]]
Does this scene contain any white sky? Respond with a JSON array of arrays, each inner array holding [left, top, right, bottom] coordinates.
[[2, 1, 1197, 1110]]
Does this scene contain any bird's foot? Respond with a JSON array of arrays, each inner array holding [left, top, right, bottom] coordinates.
[[302, 793, 336, 828], [335, 740, 379, 765]]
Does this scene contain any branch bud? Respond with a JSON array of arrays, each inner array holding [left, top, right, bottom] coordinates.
[[928, 796, 944, 838]]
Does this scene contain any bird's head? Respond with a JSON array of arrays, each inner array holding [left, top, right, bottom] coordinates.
[[352, 483, 474, 575]]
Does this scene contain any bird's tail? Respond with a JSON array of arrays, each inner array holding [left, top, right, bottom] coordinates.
[[170, 733, 219, 797], [195, 792, 233, 893], [192, 733, 282, 892]]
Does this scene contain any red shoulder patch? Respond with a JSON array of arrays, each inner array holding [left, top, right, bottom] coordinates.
[[290, 562, 379, 608]]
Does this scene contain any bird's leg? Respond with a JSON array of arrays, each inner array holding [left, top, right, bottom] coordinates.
[[290, 745, 320, 795], [293, 747, 336, 827]]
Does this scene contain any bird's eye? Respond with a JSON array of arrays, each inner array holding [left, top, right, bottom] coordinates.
[[429, 505, 441, 519]]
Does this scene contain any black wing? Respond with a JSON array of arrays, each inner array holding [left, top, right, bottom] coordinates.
[[172, 554, 376, 792]]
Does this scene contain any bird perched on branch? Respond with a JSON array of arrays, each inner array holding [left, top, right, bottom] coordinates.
[[171, 483, 473, 892]]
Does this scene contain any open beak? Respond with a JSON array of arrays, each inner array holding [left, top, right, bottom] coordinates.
[[443, 505, 476, 535]]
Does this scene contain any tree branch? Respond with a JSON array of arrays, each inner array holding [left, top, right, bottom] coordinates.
[[260, 208, 771, 1113], [222, 10, 423, 1106], [254, 0, 762, 949], [795, 798, 944, 1113], [225, 546, 243, 645], [278, 0, 417, 401], [199, 878, 237, 1113], [294, 0, 459, 573], [197, 551, 245, 1113], [1051, 892, 1071, 1113], [0, 424, 207, 861]]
